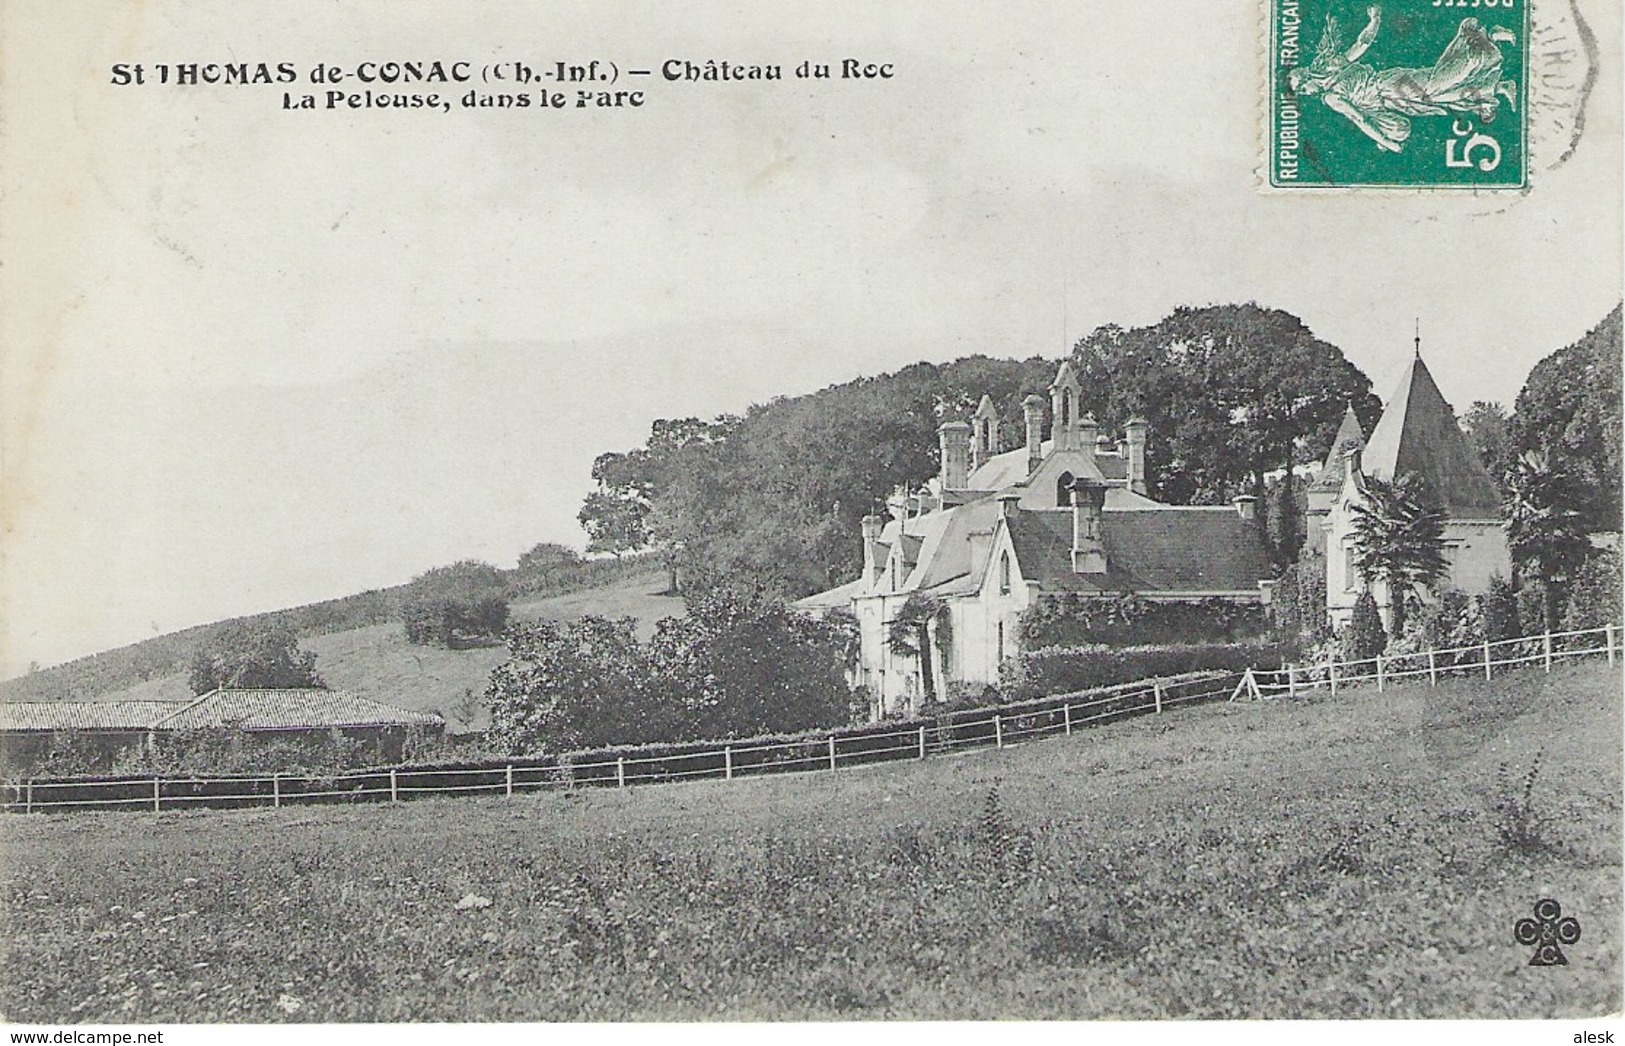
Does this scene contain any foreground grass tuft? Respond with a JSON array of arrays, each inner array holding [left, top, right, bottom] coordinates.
[[2, 662, 1618, 1021]]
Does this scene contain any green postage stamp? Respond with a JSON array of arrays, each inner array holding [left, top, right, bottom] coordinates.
[[1270, 1, 1528, 188]]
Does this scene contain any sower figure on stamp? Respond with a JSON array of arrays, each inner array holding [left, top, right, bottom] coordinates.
[[1288, 5, 1518, 153]]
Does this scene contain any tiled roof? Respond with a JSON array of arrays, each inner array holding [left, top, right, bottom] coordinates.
[[1361, 357, 1502, 518], [151, 689, 443, 731], [1007, 507, 1271, 595], [0, 700, 192, 733], [794, 576, 869, 611]]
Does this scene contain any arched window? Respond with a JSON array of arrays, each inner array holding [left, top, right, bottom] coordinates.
[[1056, 471, 1074, 507], [1060, 388, 1071, 426], [998, 551, 1011, 595], [997, 621, 1005, 662]]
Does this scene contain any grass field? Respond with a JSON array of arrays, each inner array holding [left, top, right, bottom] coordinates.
[[1, 661, 1618, 1022], [89, 567, 683, 728]]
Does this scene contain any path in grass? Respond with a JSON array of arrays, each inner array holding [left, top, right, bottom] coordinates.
[[2, 662, 1618, 1021]]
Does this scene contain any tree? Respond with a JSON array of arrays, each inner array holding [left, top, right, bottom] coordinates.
[[402, 560, 510, 648], [1348, 472, 1448, 636], [1503, 449, 1592, 632], [188, 622, 325, 694], [485, 615, 669, 755], [649, 590, 855, 737], [516, 542, 581, 573], [886, 593, 948, 705], [1460, 400, 1511, 497], [1505, 305, 1622, 532]]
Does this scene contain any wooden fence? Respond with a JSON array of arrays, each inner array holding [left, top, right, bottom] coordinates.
[[1230, 623, 1617, 700], [2, 672, 1238, 815], [8, 622, 1616, 816]]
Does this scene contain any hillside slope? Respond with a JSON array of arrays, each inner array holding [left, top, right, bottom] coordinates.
[[76, 567, 683, 730], [2, 661, 1617, 1021]]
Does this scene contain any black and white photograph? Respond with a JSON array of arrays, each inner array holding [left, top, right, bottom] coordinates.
[[1, 0, 1621, 1037]]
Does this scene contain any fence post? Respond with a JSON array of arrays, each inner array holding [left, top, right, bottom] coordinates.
[[1483, 639, 1492, 680], [1154, 682, 1164, 714], [993, 714, 1003, 749], [1543, 632, 1553, 673], [724, 745, 733, 780], [1287, 666, 1297, 699], [153, 778, 161, 814], [389, 768, 399, 803], [1329, 660, 1337, 696], [1376, 655, 1384, 693], [1063, 702, 1072, 735], [1427, 650, 1437, 686], [917, 725, 926, 759], [616, 757, 626, 788], [828, 735, 837, 773], [272, 773, 280, 809], [1608, 623, 1617, 666], [24, 780, 32, 815], [505, 765, 514, 798]]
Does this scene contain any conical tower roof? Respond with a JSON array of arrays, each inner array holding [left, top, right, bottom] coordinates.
[[1311, 404, 1366, 491], [1361, 356, 1501, 518]]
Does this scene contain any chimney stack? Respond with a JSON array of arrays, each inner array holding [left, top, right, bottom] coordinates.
[[1233, 494, 1258, 521], [1079, 412, 1098, 455], [1125, 417, 1149, 496], [1069, 477, 1109, 574], [861, 514, 884, 582], [937, 421, 971, 491], [1022, 395, 1045, 476]]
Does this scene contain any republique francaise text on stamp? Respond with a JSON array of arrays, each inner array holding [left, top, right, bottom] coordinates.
[[1271, 0, 1528, 187]]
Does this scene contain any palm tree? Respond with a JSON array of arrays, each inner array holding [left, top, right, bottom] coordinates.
[[1503, 449, 1592, 631], [1349, 472, 1448, 636], [887, 593, 948, 705]]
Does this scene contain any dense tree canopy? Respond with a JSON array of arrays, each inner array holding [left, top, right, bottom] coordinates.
[[402, 560, 510, 648], [1070, 304, 1382, 509], [484, 591, 855, 755], [188, 622, 325, 694], [1505, 305, 1622, 533]]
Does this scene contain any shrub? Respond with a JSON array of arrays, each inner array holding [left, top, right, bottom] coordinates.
[[1340, 591, 1385, 662], [1388, 590, 1482, 657], [1559, 547, 1623, 632], [402, 561, 511, 648], [998, 641, 1283, 701], [1477, 574, 1521, 642]]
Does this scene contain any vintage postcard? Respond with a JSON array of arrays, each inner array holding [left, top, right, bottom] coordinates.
[[1, 0, 1620, 1040]]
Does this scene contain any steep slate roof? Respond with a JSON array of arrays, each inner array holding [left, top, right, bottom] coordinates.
[[151, 689, 443, 731], [0, 700, 192, 733], [1006, 508, 1271, 594], [966, 440, 1128, 490], [1361, 356, 1501, 518], [1311, 405, 1366, 491]]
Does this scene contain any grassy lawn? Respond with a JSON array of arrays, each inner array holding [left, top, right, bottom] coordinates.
[[1, 661, 1618, 1022], [89, 566, 683, 729]]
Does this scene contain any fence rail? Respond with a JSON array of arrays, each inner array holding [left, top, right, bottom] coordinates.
[[3, 672, 1238, 815], [8, 623, 1616, 816], [1231, 623, 1617, 701]]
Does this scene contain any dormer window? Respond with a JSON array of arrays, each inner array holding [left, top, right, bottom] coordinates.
[[1056, 471, 1074, 507]]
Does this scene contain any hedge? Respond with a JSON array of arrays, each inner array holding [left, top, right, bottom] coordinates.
[[1000, 640, 1285, 701]]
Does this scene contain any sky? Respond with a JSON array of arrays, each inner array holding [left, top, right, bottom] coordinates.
[[2, 0, 1621, 678]]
